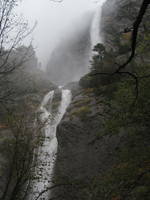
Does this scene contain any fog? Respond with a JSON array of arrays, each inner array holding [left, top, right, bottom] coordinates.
[[18, 0, 106, 66]]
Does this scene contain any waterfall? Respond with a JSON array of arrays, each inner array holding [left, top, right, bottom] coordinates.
[[90, 6, 102, 48], [31, 88, 71, 200], [90, 0, 106, 52], [40, 90, 54, 108]]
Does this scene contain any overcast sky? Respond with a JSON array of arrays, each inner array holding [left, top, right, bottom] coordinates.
[[18, 0, 106, 66]]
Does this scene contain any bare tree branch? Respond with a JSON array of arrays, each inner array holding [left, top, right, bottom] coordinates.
[[34, 183, 72, 200], [115, 0, 150, 73]]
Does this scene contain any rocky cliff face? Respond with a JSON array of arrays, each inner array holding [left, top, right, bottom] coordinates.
[[53, 87, 128, 199], [101, 0, 143, 52], [53, 0, 150, 199]]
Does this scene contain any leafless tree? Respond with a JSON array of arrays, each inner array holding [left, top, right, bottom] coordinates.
[[0, 105, 51, 200], [0, 0, 36, 102]]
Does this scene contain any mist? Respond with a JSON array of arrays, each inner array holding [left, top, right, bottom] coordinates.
[[18, 0, 106, 67]]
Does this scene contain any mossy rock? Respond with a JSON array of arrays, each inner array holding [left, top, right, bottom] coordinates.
[[70, 106, 91, 119], [121, 32, 132, 41], [79, 73, 93, 88], [73, 98, 91, 108]]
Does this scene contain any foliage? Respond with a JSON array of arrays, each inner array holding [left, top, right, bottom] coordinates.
[[77, 12, 150, 198], [79, 43, 119, 88], [86, 57, 150, 200], [0, 103, 46, 200], [74, 61, 150, 199]]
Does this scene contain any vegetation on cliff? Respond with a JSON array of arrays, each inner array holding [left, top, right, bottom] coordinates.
[[77, 3, 150, 199]]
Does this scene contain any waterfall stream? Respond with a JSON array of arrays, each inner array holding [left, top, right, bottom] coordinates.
[[90, 5, 102, 48], [31, 88, 71, 200], [90, 0, 106, 52], [29, 3, 107, 199]]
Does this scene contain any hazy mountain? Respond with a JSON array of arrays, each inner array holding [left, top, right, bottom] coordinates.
[[46, 11, 94, 85]]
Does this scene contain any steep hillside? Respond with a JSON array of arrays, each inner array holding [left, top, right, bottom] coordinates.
[[53, 0, 150, 199]]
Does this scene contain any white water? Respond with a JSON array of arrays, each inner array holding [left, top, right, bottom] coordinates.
[[31, 89, 71, 200], [90, 0, 106, 51], [91, 6, 102, 48]]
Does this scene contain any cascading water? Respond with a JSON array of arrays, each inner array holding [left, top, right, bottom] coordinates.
[[90, 6, 102, 48], [90, 0, 106, 52], [31, 88, 71, 200], [29, 2, 107, 198]]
